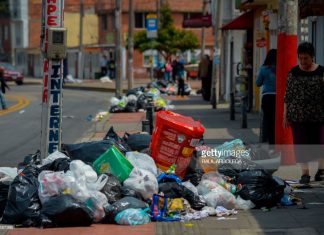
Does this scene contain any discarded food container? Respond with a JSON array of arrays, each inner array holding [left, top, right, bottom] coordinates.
[[151, 111, 205, 178], [93, 145, 134, 182]]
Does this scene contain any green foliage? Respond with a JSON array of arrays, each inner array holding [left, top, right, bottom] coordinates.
[[133, 3, 199, 59]]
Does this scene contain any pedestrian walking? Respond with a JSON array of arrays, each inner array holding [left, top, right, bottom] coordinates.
[[108, 59, 116, 79], [256, 49, 277, 145], [0, 67, 10, 110], [283, 42, 324, 184], [177, 74, 185, 97], [164, 59, 172, 82], [100, 54, 108, 77]]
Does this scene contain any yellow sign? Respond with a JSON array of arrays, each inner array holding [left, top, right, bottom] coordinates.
[[146, 13, 157, 19]]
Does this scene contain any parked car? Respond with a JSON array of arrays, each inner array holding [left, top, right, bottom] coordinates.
[[0, 62, 24, 85]]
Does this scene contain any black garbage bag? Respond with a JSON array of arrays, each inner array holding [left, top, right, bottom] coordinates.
[[120, 186, 143, 201], [125, 100, 137, 113], [109, 105, 125, 113], [237, 170, 285, 208], [102, 197, 148, 224], [100, 173, 122, 204], [183, 171, 204, 187], [218, 156, 263, 181], [123, 133, 151, 152], [156, 80, 168, 88], [39, 158, 71, 172], [1, 165, 41, 227], [40, 195, 93, 228], [103, 127, 131, 152], [159, 182, 206, 210], [17, 150, 41, 170], [0, 182, 10, 217], [126, 87, 145, 96], [183, 150, 205, 186], [62, 139, 128, 164], [137, 94, 148, 110]]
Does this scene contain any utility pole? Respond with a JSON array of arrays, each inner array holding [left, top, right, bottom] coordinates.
[[40, 0, 65, 159], [78, 0, 84, 79], [200, 0, 208, 59], [276, 0, 297, 164], [211, 0, 223, 109], [157, 0, 161, 27], [127, 0, 134, 89], [115, 0, 122, 97]]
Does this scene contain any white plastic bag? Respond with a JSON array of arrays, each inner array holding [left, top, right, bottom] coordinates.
[[110, 97, 121, 106], [0, 167, 17, 182], [198, 179, 237, 209], [42, 150, 69, 166], [183, 181, 198, 195], [69, 160, 98, 183], [86, 191, 109, 222], [126, 152, 158, 176], [123, 168, 158, 200], [235, 196, 255, 210], [203, 186, 237, 209], [38, 170, 66, 204]]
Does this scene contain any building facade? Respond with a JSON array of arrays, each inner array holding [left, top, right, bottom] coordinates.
[[95, 0, 215, 79], [13, 0, 99, 78]]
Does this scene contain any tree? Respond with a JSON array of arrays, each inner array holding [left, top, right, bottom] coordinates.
[[133, 3, 199, 60]]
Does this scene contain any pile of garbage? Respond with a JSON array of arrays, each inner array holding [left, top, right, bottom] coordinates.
[[0, 111, 299, 228], [148, 80, 192, 96], [109, 86, 174, 113]]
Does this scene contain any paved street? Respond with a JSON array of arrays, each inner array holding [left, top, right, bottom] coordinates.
[[0, 83, 112, 167]]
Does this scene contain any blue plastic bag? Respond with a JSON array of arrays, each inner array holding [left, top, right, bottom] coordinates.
[[115, 208, 150, 225]]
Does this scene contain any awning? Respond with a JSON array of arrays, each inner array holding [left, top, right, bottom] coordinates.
[[222, 11, 254, 30]]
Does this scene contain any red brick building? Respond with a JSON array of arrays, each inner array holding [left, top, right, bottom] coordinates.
[[95, 0, 214, 79], [28, 0, 97, 49]]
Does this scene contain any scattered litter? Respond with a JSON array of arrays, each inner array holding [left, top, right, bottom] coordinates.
[[216, 217, 237, 221], [86, 114, 93, 122], [65, 74, 82, 83], [184, 223, 194, 227], [100, 76, 112, 83], [19, 110, 25, 114], [215, 206, 238, 217], [62, 115, 75, 119]]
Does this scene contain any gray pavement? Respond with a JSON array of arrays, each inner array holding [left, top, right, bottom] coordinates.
[[10, 77, 324, 235]]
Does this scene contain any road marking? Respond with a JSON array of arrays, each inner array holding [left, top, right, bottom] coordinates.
[[0, 95, 30, 116]]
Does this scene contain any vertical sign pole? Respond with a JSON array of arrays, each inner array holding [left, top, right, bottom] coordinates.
[[276, 0, 297, 165], [211, 0, 223, 109], [40, 0, 65, 159]]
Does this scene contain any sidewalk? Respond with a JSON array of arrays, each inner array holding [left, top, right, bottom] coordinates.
[[23, 77, 202, 93], [9, 79, 324, 235]]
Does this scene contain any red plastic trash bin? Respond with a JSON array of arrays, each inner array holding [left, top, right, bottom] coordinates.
[[150, 111, 205, 178]]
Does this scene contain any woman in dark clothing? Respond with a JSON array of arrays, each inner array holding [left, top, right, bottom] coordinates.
[[284, 42, 324, 184]]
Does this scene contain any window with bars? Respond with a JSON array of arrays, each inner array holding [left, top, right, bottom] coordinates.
[[300, 18, 309, 42]]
